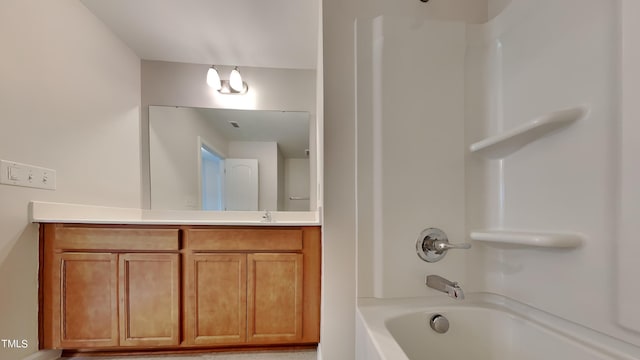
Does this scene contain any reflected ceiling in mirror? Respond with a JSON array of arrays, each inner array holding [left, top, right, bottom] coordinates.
[[149, 105, 312, 212]]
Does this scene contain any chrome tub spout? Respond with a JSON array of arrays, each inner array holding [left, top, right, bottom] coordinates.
[[426, 275, 464, 300]]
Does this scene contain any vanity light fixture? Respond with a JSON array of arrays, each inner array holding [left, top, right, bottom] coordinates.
[[206, 65, 248, 95], [229, 67, 244, 92], [206, 66, 222, 90]]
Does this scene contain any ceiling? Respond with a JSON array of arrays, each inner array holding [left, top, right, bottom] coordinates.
[[194, 107, 310, 159], [150, 106, 309, 159], [81, 0, 320, 70]]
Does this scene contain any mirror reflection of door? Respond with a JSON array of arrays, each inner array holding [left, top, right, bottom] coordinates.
[[224, 159, 259, 211], [200, 145, 224, 210]]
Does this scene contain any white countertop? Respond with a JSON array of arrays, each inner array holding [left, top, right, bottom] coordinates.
[[30, 201, 321, 226]]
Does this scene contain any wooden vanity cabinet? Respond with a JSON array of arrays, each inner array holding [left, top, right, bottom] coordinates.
[[53, 252, 119, 348], [184, 253, 248, 345], [40, 225, 181, 349], [118, 253, 180, 347], [183, 227, 319, 346], [247, 252, 303, 343], [40, 224, 321, 353]]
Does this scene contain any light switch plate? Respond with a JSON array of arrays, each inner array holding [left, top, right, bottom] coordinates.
[[0, 159, 56, 190]]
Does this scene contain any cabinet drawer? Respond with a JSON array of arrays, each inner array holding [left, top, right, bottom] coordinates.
[[53, 227, 179, 251], [187, 228, 303, 251]]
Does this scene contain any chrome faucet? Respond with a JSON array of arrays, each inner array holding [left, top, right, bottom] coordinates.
[[426, 275, 464, 300], [416, 228, 471, 263], [261, 210, 272, 223]]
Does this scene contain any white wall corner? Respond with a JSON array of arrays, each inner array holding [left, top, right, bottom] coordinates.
[[21, 350, 62, 360]]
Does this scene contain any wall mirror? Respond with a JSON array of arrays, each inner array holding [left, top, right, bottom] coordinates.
[[80, 0, 322, 215], [149, 105, 315, 212]]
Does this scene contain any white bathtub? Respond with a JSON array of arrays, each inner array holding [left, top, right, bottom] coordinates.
[[356, 293, 640, 360]]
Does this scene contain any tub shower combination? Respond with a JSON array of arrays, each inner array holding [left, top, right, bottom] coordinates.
[[358, 227, 640, 359], [357, 294, 640, 360], [357, 226, 640, 359], [355, 0, 640, 358]]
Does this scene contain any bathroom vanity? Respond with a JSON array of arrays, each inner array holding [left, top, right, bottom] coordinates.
[[35, 203, 321, 356]]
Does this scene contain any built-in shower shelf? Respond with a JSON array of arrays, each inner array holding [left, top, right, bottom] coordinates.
[[469, 106, 588, 159], [470, 230, 583, 248]]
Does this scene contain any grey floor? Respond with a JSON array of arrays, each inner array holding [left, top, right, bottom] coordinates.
[[61, 350, 317, 360]]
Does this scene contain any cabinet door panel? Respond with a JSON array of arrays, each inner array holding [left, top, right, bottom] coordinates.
[[185, 254, 247, 345], [247, 253, 303, 343], [58, 252, 118, 348], [119, 253, 180, 346]]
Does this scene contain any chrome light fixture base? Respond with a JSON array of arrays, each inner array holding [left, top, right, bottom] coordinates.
[[206, 65, 249, 95], [218, 79, 248, 95]]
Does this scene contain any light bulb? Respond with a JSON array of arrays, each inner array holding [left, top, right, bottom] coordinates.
[[229, 67, 244, 92], [206, 66, 221, 90]]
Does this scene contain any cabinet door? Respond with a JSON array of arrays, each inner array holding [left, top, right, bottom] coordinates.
[[57, 252, 119, 348], [184, 253, 247, 345], [119, 253, 180, 346], [247, 253, 303, 343]]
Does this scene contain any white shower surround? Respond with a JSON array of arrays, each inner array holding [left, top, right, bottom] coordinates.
[[356, 16, 469, 299], [356, 0, 640, 356], [466, 0, 640, 347]]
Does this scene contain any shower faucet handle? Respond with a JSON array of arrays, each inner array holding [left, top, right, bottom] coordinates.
[[431, 239, 471, 252], [416, 228, 471, 263]]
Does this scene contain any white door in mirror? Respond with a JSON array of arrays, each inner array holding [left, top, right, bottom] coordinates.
[[0, 159, 56, 190], [224, 159, 258, 211]]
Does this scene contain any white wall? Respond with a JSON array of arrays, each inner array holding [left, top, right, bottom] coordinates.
[[468, 0, 640, 348], [0, 1, 141, 359], [284, 158, 310, 211], [488, 0, 512, 20], [322, 0, 486, 358], [141, 61, 317, 209], [228, 141, 279, 211], [277, 147, 286, 211]]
